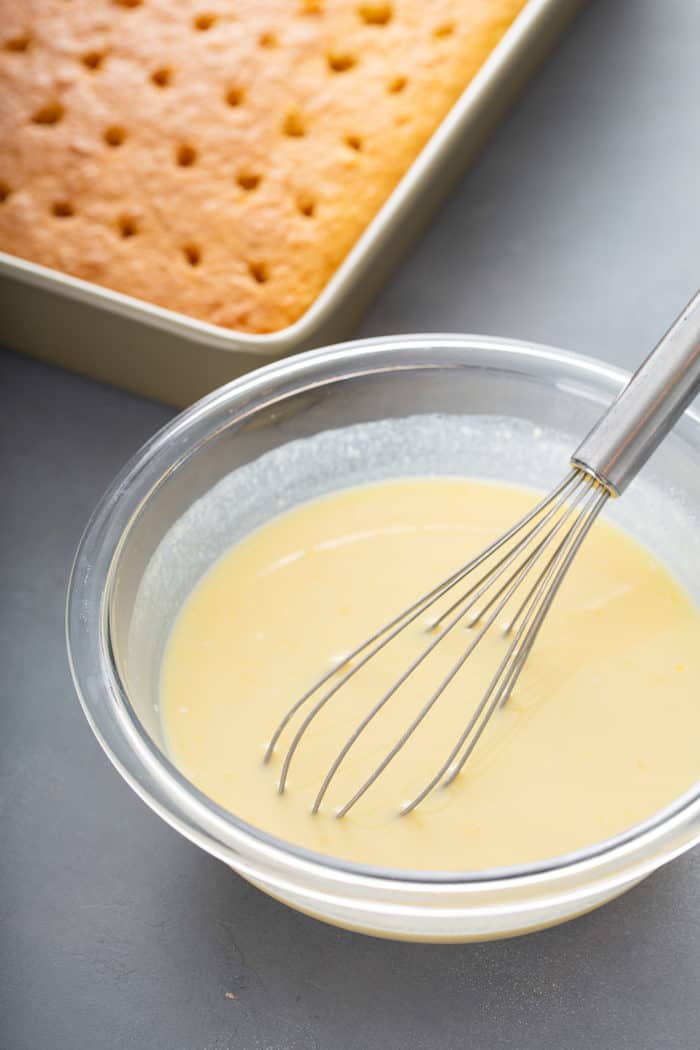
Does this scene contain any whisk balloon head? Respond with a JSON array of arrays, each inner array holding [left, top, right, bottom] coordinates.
[[264, 468, 608, 817]]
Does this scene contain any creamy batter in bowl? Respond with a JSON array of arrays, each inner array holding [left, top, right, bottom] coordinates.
[[67, 335, 700, 941]]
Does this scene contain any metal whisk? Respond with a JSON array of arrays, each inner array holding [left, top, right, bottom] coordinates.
[[265, 291, 700, 816]]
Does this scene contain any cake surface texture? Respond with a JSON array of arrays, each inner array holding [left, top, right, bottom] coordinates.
[[0, 0, 527, 333]]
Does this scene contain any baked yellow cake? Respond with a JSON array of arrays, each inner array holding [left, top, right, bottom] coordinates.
[[0, 1, 527, 333]]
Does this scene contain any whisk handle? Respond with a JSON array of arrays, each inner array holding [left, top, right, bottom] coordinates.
[[572, 289, 700, 495]]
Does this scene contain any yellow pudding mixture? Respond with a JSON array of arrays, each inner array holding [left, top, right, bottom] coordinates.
[[161, 478, 700, 871]]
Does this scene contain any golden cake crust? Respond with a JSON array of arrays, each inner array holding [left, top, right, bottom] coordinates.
[[0, 0, 527, 333]]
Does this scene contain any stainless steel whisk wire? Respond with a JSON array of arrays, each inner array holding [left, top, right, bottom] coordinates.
[[265, 290, 700, 816]]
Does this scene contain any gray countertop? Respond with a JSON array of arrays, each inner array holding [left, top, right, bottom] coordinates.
[[2, 1, 700, 1047]]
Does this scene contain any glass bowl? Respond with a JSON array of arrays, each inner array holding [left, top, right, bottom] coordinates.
[[66, 335, 700, 942]]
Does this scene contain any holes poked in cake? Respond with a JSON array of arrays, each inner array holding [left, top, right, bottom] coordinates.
[[327, 51, 357, 73], [182, 243, 202, 266], [51, 200, 75, 218], [4, 32, 31, 52], [0, 180, 11, 203], [151, 66, 172, 87], [31, 102, 64, 126], [358, 3, 393, 25], [176, 143, 198, 166], [248, 261, 269, 284], [104, 125, 127, 147], [296, 192, 316, 218], [300, 0, 322, 13], [433, 22, 455, 38], [193, 12, 217, 31], [236, 171, 261, 191], [114, 0, 143, 8], [225, 86, 244, 107], [82, 50, 106, 70], [258, 31, 278, 48], [117, 214, 139, 238], [388, 74, 406, 93], [344, 133, 363, 151], [282, 108, 306, 137]]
